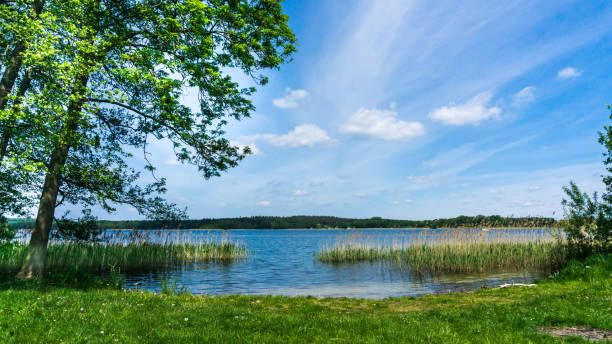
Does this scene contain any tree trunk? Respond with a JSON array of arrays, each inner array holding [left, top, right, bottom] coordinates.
[[16, 73, 87, 279]]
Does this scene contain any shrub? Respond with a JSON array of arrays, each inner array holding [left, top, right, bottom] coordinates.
[[0, 216, 16, 250], [52, 210, 102, 244], [561, 182, 611, 257], [561, 105, 612, 258]]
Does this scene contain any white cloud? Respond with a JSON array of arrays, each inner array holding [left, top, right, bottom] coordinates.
[[292, 189, 310, 196], [241, 124, 332, 148], [265, 124, 331, 147], [231, 141, 261, 155], [339, 106, 425, 141], [513, 86, 536, 105], [164, 158, 179, 165], [428, 92, 501, 125], [404, 199, 413, 203], [272, 88, 309, 109], [557, 66, 582, 79], [257, 200, 271, 207], [528, 186, 541, 191]]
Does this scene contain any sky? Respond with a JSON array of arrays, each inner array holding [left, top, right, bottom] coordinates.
[[89, 0, 612, 220]]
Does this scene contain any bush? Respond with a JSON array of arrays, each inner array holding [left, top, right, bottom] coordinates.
[[561, 105, 612, 258], [52, 210, 102, 243], [561, 182, 611, 257], [549, 253, 612, 282], [0, 216, 16, 249]]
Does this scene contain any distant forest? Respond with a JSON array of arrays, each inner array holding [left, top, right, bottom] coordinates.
[[8, 215, 559, 230]]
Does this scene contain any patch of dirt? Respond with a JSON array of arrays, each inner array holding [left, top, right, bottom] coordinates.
[[539, 326, 612, 342]]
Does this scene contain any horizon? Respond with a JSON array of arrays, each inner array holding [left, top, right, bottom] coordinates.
[[62, 0, 612, 220]]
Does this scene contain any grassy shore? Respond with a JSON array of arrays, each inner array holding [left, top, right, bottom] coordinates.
[[0, 254, 609, 343], [317, 230, 567, 273], [1, 232, 247, 273]]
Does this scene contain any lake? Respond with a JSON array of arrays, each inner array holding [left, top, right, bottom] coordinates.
[[116, 228, 551, 298]]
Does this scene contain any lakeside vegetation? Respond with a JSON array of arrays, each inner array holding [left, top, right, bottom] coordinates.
[[317, 230, 567, 273], [9, 214, 560, 230], [0, 254, 609, 343], [0, 231, 247, 273]]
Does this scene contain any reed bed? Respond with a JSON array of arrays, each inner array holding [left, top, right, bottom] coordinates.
[[1, 230, 248, 273], [316, 229, 567, 273]]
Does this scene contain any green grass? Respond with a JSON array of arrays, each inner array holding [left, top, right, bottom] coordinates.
[[0, 254, 610, 343], [317, 230, 568, 273], [0, 241, 248, 273]]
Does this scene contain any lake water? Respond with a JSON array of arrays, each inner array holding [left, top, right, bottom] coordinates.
[[117, 229, 550, 298]]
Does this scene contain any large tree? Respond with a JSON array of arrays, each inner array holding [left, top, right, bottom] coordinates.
[[7, 0, 296, 278]]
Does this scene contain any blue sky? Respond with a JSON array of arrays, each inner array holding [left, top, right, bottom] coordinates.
[[97, 0, 612, 220]]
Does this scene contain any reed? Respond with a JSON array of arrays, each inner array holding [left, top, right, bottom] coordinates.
[[1, 230, 248, 273], [316, 229, 567, 273]]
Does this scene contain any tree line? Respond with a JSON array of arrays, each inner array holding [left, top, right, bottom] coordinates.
[[10, 215, 560, 230]]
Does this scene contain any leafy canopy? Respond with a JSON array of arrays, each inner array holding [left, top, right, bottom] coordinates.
[[1, 0, 296, 221]]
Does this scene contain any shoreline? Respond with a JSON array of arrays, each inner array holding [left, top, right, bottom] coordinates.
[[1, 254, 608, 343], [95, 226, 561, 231]]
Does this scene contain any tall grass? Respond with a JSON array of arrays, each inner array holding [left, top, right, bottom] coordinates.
[[316, 229, 567, 273], [1, 230, 248, 273]]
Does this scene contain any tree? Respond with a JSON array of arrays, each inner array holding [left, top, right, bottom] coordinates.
[[10, 0, 296, 278], [562, 105, 612, 257], [0, 0, 51, 231]]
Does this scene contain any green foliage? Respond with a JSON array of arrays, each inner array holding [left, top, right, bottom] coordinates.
[[0, 216, 15, 247], [52, 209, 102, 243], [561, 105, 612, 258], [561, 182, 610, 257], [549, 253, 612, 282], [1, 0, 297, 236]]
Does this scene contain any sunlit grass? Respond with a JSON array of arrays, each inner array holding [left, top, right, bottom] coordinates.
[[316, 229, 567, 273], [1, 230, 248, 272]]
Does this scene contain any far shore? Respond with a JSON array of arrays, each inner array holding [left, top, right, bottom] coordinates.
[[91, 226, 560, 231]]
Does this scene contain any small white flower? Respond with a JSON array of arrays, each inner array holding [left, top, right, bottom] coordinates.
[[100, 330, 104, 334], [184, 317, 188, 321], [80, 307, 84, 311]]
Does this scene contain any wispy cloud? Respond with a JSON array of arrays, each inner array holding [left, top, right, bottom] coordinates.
[[272, 88, 309, 109], [428, 92, 501, 125], [292, 189, 310, 196], [257, 200, 271, 207], [513, 86, 536, 106], [557, 66, 582, 79], [339, 105, 425, 141]]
